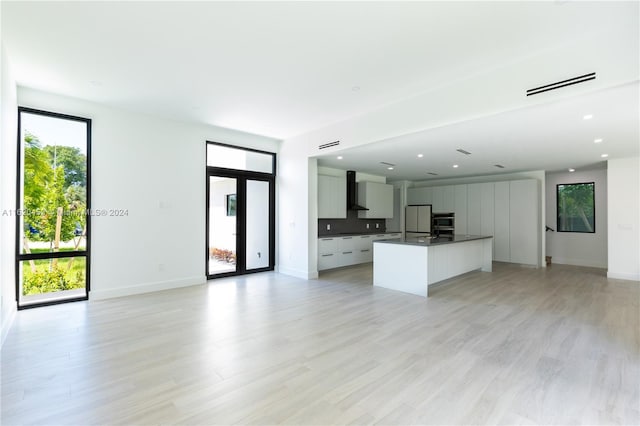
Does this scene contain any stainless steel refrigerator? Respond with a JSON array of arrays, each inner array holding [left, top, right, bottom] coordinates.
[[405, 204, 432, 238]]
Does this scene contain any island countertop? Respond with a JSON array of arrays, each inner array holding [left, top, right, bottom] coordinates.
[[375, 234, 492, 247], [373, 234, 493, 297]]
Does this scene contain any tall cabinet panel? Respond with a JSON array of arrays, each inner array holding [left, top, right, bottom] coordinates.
[[467, 183, 483, 235], [431, 186, 444, 212], [509, 179, 539, 266], [441, 185, 455, 212], [480, 182, 495, 253], [454, 185, 468, 235], [318, 174, 346, 219], [494, 181, 510, 262]]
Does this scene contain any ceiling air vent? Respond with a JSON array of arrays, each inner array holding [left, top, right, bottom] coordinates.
[[526, 72, 596, 96], [456, 148, 472, 155], [427, 172, 439, 176], [319, 140, 340, 150], [494, 164, 505, 169], [380, 161, 395, 167]]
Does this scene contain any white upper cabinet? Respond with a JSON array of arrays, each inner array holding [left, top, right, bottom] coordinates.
[[441, 185, 455, 212], [467, 183, 483, 235], [454, 184, 468, 235], [431, 186, 444, 212], [318, 174, 347, 219], [358, 181, 393, 219], [407, 186, 432, 205]]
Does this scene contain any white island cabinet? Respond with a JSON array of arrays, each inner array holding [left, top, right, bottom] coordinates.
[[373, 235, 493, 297]]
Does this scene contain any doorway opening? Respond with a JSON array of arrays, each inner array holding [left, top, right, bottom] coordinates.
[[206, 142, 275, 279]]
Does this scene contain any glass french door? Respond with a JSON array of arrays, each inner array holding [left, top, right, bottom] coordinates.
[[207, 175, 238, 276], [206, 173, 274, 278]]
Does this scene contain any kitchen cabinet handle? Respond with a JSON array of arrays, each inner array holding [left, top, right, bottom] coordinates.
[[361, 236, 370, 238], [361, 249, 370, 252], [321, 254, 333, 257], [321, 238, 334, 241], [342, 251, 353, 254], [342, 237, 352, 239]]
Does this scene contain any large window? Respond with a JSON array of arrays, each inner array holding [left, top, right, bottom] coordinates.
[[557, 182, 595, 233], [16, 108, 91, 308]]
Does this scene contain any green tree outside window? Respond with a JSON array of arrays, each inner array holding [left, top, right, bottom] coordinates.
[[557, 182, 595, 233]]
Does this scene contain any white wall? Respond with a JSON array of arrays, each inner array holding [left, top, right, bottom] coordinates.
[[17, 87, 279, 300], [607, 157, 640, 281], [545, 168, 607, 268], [1, 44, 18, 345], [277, 140, 315, 279]]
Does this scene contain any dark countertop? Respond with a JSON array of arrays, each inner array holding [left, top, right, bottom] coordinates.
[[374, 234, 492, 247], [318, 231, 402, 239]]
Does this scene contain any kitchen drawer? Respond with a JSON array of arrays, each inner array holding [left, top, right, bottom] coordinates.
[[355, 248, 373, 263], [356, 235, 373, 250], [339, 236, 356, 251], [318, 252, 338, 270], [318, 237, 338, 254], [338, 250, 356, 267]]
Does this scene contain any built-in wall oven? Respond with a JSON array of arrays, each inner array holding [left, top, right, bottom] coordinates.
[[432, 212, 455, 237]]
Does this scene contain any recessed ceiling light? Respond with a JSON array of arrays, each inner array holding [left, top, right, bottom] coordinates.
[[568, 168, 575, 172], [453, 164, 459, 168], [417, 154, 423, 158], [601, 154, 609, 158], [387, 167, 394, 170], [337, 156, 343, 160], [583, 114, 593, 120], [594, 138, 603, 143]]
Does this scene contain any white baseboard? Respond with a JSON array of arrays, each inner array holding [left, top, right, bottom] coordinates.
[[607, 271, 640, 282], [551, 257, 608, 269], [1, 304, 17, 348], [277, 265, 316, 280], [90, 276, 206, 300]]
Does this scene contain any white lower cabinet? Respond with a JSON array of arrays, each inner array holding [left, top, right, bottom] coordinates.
[[317, 233, 399, 270]]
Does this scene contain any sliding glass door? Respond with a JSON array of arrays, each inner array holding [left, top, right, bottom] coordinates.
[[206, 142, 275, 279], [16, 108, 91, 308]]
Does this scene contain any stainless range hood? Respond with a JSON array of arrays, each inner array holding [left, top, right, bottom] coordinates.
[[346, 171, 369, 211]]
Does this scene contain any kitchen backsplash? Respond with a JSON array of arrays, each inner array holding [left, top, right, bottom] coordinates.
[[318, 210, 387, 236]]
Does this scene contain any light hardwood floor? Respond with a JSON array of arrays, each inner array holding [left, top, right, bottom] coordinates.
[[2, 263, 639, 425]]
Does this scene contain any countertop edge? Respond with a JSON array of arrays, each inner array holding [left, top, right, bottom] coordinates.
[[374, 235, 492, 247]]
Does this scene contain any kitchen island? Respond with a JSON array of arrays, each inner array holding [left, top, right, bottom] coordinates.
[[373, 235, 493, 297]]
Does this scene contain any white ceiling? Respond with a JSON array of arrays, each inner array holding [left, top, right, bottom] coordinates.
[[317, 81, 639, 181], [2, 1, 638, 180]]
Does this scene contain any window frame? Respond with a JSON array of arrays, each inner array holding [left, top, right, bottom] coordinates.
[[15, 107, 92, 309], [556, 181, 596, 234]]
